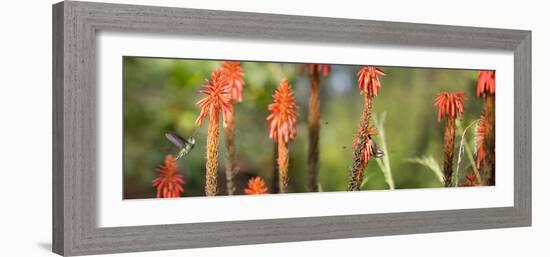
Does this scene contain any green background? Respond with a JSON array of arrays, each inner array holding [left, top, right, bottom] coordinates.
[[123, 57, 484, 199]]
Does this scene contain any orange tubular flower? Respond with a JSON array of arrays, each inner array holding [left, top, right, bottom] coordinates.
[[460, 172, 481, 187], [477, 70, 495, 97], [301, 64, 331, 77], [267, 79, 298, 193], [434, 91, 466, 187], [353, 126, 377, 164], [434, 91, 466, 122], [195, 69, 233, 127], [221, 61, 245, 102], [152, 155, 185, 198], [475, 114, 487, 169], [476, 70, 496, 186], [220, 61, 245, 196], [196, 69, 233, 196], [267, 79, 299, 144], [357, 67, 385, 97], [244, 177, 269, 195], [301, 64, 330, 192], [347, 66, 385, 191]]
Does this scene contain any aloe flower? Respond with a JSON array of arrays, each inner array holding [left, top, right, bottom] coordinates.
[[301, 64, 331, 77], [267, 78, 298, 193], [434, 91, 466, 187], [476, 70, 496, 185], [460, 172, 481, 187], [244, 177, 269, 195], [353, 125, 377, 165], [477, 71, 496, 97], [357, 66, 385, 97], [221, 61, 245, 195], [475, 114, 487, 169], [152, 155, 185, 198], [222, 61, 245, 102], [302, 64, 330, 192], [348, 66, 384, 191], [196, 69, 232, 196]]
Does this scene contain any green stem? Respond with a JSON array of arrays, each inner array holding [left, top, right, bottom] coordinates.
[[372, 112, 394, 190], [456, 120, 482, 186]]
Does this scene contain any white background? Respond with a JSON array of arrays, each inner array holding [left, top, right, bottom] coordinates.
[[0, 0, 547, 256]]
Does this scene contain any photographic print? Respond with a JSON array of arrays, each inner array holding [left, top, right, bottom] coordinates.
[[123, 57, 496, 199], [52, 3, 531, 255]]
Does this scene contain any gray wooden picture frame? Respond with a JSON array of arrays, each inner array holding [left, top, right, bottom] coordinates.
[[52, 1, 531, 256]]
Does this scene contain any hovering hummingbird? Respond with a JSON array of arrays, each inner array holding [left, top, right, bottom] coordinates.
[[343, 134, 385, 158], [368, 134, 385, 158], [165, 131, 196, 160]]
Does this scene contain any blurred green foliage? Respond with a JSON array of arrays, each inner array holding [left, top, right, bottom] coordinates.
[[123, 57, 483, 199]]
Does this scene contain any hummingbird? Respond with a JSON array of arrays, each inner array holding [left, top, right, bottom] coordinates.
[[165, 131, 196, 160], [368, 134, 385, 158], [342, 134, 384, 158]]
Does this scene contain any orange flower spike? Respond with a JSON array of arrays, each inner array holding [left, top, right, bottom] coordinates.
[[477, 70, 495, 97], [357, 66, 385, 97], [435, 91, 465, 187], [195, 69, 233, 127], [460, 172, 481, 187], [221, 61, 245, 102], [352, 126, 377, 163], [267, 79, 299, 143], [476, 70, 496, 185], [434, 91, 466, 122], [302, 64, 331, 77], [244, 177, 269, 195], [152, 155, 185, 198], [475, 114, 487, 168], [220, 62, 244, 196]]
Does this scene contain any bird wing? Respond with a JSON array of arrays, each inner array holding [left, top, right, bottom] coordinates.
[[370, 138, 385, 158], [165, 132, 188, 148]]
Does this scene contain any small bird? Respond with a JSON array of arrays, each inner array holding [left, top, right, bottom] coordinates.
[[165, 131, 196, 160], [368, 135, 385, 158]]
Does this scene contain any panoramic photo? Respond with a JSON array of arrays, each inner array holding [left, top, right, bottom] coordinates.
[[122, 57, 496, 199]]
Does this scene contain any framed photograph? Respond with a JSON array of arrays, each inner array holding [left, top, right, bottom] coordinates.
[[52, 1, 531, 256]]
